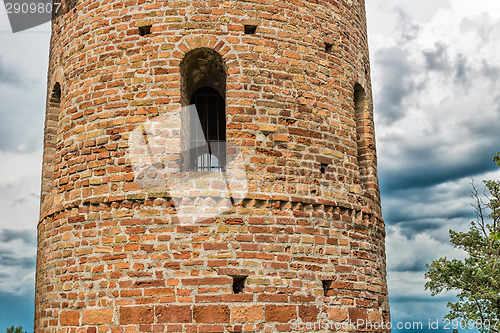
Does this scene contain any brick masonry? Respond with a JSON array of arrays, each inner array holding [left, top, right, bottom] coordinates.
[[35, 0, 390, 332]]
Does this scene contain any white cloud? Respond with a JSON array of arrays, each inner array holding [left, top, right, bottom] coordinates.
[[367, 0, 450, 37], [0, 150, 41, 296], [0, 236, 36, 295], [0, 7, 50, 153], [0, 150, 42, 229], [386, 224, 466, 274]]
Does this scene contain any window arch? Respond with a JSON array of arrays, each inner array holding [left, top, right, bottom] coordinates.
[[354, 83, 368, 182], [180, 48, 227, 172], [41, 82, 62, 208], [49, 82, 61, 108]]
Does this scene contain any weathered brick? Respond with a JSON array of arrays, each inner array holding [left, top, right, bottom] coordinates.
[[265, 305, 297, 323], [193, 305, 230, 323], [231, 305, 263, 323], [60, 311, 80, 326], [298, 305, 319, 322], [156, 305, 192, 323], [82, 308, 113, 325], [329, 308, 348, 322], [120, 306, 154, 324], [349, 308, 368, 322]]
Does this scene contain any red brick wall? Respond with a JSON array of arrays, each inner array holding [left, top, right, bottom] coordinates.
[[36, 0, 390, 331]]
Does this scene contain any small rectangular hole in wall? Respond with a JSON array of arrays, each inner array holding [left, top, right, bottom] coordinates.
[[244, 25, 258, 35], [232, 276, 247, 294], [325, 43, 333, 52], [322, 280, 333, 296], [320, 163, 328, 174], [138, 25, 152, 36]]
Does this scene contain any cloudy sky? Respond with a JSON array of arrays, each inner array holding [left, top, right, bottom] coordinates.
[[1, 0, 500, 331]]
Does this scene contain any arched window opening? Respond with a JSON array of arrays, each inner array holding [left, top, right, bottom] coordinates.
[[49, 82, 61, 108], [354, 84, 365, 114], [180, 48, 227, 172], [41, 82, 62, 209], [354, 83, 367, 179]]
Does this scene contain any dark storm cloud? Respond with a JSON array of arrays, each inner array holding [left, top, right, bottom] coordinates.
[[387, 219, 443, 236], [390, 259, 428, 273], [382, 182, 474, 227], [368, 2, 500, 327], [386, 202, 473, 226], [390, 295, 452, 303], [423, 44, 471, 85], [0, 229, 36, 245], [423, 43, 449, 72], [379, 144, 498, 193], [374, 8, 500, 193], [374, 46, 421, 125], [0, 255, 35, 269]]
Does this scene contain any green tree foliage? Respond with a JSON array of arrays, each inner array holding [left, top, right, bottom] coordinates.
[[5, 326, 26, 333], [425, 154, 500, 333]]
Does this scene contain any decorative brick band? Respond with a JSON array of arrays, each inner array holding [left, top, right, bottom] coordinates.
[[36, 196, 388, 331]]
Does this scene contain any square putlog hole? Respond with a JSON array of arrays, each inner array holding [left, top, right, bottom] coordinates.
[[138, 25, 152, 36], [244, 25, 258, 35], [232, 276, 247, 294], [325, 43, 333, 52], [320, 163, 328, 174], [322, 280, 333, 296]]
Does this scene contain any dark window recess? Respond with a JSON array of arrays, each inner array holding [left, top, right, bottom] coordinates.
[[354, 84, 365, 112], [325, 43, 333, 52], [354, 83, 366, 175], [49, 82, 61, 108], [190, 86, 226, 172], [232, 276, 247, 294], [244, 25, 258, 35], [322, 280, 333, 296], [320, 163, 328, 174], [138, 25, 152, 36]]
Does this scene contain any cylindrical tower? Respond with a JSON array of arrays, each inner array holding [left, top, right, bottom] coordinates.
[[36, 0, 389, 331]]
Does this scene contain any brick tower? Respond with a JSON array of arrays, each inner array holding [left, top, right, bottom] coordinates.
[[36, 0, 390, 332]]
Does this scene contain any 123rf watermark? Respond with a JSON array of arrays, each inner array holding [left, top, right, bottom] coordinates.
[[289, 318, 500, 331]]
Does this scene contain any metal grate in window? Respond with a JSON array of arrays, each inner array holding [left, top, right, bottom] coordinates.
[[189, 86, 226, 171]]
